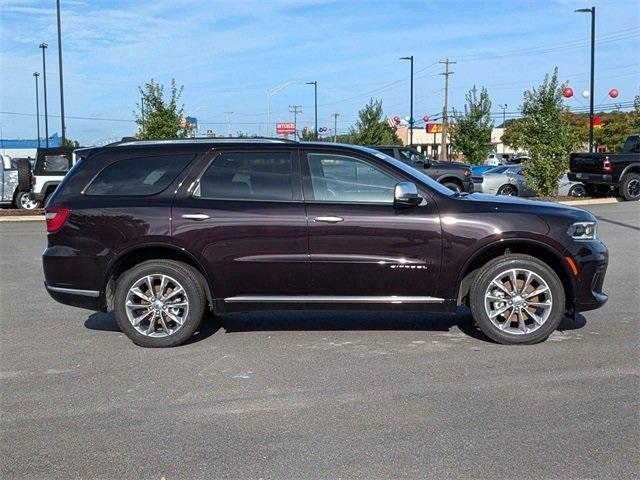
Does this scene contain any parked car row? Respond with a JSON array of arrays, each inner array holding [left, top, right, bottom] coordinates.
[[473, 166, 587, 198]]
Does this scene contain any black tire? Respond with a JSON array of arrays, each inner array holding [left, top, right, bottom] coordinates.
[[619, 173, 640, 201], [15, 191, 39, 210], [568, 184, 587, 198], [442, 181, 462, 193], [114, 260, 206, 347], [17, 158, 31, 191], [469, 254, 565, 345], [497, 184, 518, 196]]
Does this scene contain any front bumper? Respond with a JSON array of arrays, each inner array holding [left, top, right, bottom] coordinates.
[[564, 239, 609, 312], [463, 178, 474, 193]]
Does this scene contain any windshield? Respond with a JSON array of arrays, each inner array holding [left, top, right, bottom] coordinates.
[[355, 146, 454, 196]]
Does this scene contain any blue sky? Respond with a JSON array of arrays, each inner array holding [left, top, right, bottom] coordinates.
[[1, 0, 638, 144]]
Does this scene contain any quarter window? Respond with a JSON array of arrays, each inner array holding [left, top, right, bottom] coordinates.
[[196, 152, 294, 201], [307, 153, 397, 203], [85, 154, 193, 196]]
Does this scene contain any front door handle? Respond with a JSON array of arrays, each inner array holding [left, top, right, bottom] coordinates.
[[181, 213, 210, 220], [314, 216, 344, 223]]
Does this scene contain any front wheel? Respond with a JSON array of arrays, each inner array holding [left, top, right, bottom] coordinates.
[[469, 254, 565, 345], [568, 184, 586, 197], [619, 173, 640, 201], [113, 260, 206, 347], [442, 181, 462, 193]]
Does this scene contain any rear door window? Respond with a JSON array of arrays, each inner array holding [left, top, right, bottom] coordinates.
[[85, 154, 193, 196], [195, 151, 295, 201]]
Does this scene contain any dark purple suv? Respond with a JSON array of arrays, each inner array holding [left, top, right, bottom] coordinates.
[[43, 139, 608, 347]]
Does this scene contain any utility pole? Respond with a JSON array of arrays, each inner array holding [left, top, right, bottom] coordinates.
[[39, 43, 49, 147], [575, 6, 596, 152], [439, 58, 455, 161], [56, 0, 66, 143], [33, 72, 41, 148], [500, 104, 507, 154], [332, 113, 339, 142], [224, 111, 234, 137], [289, 105, 302, 139], [306, 81, 318, 139], [400, 56, 414, 145], [140, 96, 145, 135]]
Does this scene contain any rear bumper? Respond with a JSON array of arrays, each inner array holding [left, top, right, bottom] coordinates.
[[565, 239, 609, 312], [45, 282, 103, 310], [568, 172, 615, 185]]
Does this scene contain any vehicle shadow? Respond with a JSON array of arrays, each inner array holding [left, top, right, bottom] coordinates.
[[84, 309, 587, 345]]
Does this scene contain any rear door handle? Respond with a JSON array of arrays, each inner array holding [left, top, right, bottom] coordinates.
[[181, 213, 210, 220], [314, 216, 344, 223]]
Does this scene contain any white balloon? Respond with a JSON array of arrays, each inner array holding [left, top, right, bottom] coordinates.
[[404, 116, 410, 122], [581, 90, 590, 99]]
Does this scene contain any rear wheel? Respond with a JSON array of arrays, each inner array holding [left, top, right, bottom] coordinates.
[[114, 260, 206, 347], [16, 191, 39, 210], [619, 173, 640, 201], [497, 184, 518, 196], [17, 158, 31, 191], [469, 254, 565, 345]]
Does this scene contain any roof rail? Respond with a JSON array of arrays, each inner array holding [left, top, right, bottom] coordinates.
[[109, 136, 299, 146]]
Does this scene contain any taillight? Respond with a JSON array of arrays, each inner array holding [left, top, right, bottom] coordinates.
[[602, 157, 612, 173], [45, 207, 71, 233]]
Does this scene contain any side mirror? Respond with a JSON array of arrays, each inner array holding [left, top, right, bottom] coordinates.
[[394, 182, 422, 207]]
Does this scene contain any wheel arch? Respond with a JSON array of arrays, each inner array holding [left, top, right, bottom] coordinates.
[[456, 239, 575, 310], [437, 175, 464, 187], [620, 163, 640, 178], [104, 244, 217, 312]]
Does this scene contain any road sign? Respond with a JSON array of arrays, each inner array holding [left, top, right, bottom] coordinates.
[[276, 122, 296, 134], [426, 123, 443, 133]]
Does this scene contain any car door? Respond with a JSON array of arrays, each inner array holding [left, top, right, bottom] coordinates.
[[171, 148, 310, 301], [302, 148, 442, 300]]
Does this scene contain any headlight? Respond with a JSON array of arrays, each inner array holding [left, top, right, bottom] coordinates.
[[567, 221, 597, 240], [464, 169, 471, 177]]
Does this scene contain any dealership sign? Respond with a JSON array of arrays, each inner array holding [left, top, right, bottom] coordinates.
[[276, 122, 296, 134], [426, 123, 443, 133]]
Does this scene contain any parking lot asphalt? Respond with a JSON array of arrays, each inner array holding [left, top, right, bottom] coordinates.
[[1, 202, 638, 479]]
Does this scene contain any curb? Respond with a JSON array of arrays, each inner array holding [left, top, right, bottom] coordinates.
[[558, 197, 622, 206], [0, 216, 45, 222]]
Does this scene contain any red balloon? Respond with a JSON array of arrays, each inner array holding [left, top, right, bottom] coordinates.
[[422, 115, 430, 122], [609, 88, 619, 98], [393, 115, 401, 123], [563, 87, 574, 98]]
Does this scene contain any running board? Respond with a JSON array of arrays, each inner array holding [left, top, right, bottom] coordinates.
[[224, 295, 444, 304]]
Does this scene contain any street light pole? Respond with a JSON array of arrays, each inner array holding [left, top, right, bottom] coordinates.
[[39, 43, 49, 147], [500, 104, 507, 154], [306, 81, 318, 140], [576, 6, 596, 152], [56, 0, 66, 143], [400, 56, 414, 145], [33, 72, 41, 148]]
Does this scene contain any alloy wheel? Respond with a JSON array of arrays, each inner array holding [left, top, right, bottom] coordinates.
[[628, 179, 640, 199], [19, 192, 39, 210], [484, 268, 553, 335], [125, 274, 189, 337]]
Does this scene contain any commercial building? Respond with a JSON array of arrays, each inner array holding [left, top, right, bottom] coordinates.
[[395, 126, 522, 159]]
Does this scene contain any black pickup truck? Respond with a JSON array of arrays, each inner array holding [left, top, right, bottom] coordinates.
[[568, 134, 640, 201], [368, 145, 473, 193]]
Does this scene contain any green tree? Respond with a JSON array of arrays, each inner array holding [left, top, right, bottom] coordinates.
[[60, 137, 80, 148], [503, 68, 578, 196], [135, 79, 187, 139], [299, 128, 316, 141], [349, 99, 401, 145], [449, 86, 493, 165]]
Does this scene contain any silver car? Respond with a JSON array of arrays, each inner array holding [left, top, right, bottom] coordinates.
[[473, 166, 586, 197]]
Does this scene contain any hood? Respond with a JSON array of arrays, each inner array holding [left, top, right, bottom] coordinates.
[[457, 192, 594, 221], [430, 160, 469, 170]]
